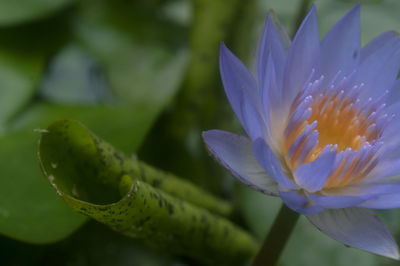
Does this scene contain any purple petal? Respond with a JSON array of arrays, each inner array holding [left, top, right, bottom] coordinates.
[[387, 78, 400, 106], [382, 92, 400, 149], [258, 14, 286, 92], [307, 193, 368, 209], [282, 4, 320, 110], [203, 130, 278, 195], [253, 138, 297, 189], [261, 53, 277, 117], [241, 92, 267, 141], [219, 43, 264, 140], [359, 192, 400, 209], [320, 4, 360, 84], [260, 53, 279, 146], [269, 11, 291, 52], [293, 151, 336, 192], [325, 182, 400, 197], [361, 31, 399, 62], [377, 101, 400, 164], [307, 208, 399, 259], [279, 190, 323, 215], [355, 37, 400, 101], [362, 157, 400, 183]]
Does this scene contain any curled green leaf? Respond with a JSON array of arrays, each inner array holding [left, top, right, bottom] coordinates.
[[38, 119, 232, 216], [56, 175, 256, 264], [38, 119, 258, 264]]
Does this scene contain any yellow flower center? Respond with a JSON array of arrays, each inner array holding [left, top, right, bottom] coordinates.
[[282, 90, 381, 189], [308, 93, 378, 152]]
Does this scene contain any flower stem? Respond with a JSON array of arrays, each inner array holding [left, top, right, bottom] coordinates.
[[251, 204, 300, 266]]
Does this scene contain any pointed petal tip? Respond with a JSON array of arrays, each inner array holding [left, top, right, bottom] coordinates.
[[219, 42, 232, 61], [388, 248, 400, 260], [297, 3, 317, 32], [381, 232, 400, 260], [309, 3, 317, 14], [219, 42, 227, 57], [202, 129, 213, 136], [348, 2, 360, 16], [220, 41, 226, 50], [308, 3, 317, 18], [201, 130, 210, 141], [262, 13, 272, 33], [378, 240, 400, 260], [202, 129, 220, 145], [301, 3, 316, 24]]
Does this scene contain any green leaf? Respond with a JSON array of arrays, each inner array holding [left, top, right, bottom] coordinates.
[[0, 130, 85, 243], [0, 2, 188, 242], [38, 119, 258, 265], [0, 49, 44, 133], [37, 119, 232, 215], [0, 0, 73, 26], [11, 104, 158, 152], [0, 103, 182, 243], [73, 0, 188, 106], [0, 9, 71, 133], [0, 86, 172, 244]]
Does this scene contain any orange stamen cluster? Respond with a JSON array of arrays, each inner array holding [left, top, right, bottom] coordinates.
[[308, 93, 378, 153], [283, 89, 382, 189]]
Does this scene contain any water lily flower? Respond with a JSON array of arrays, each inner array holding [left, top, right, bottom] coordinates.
[[203, 4, 400, 259]]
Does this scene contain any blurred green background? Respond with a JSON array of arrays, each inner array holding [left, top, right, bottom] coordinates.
[[1, 0, 400, 265]]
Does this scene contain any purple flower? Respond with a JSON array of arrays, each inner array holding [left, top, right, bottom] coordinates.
[[203, 4, 400, 259]]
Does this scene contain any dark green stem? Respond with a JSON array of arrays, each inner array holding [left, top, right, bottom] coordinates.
[[251, 204, 300, 266]]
